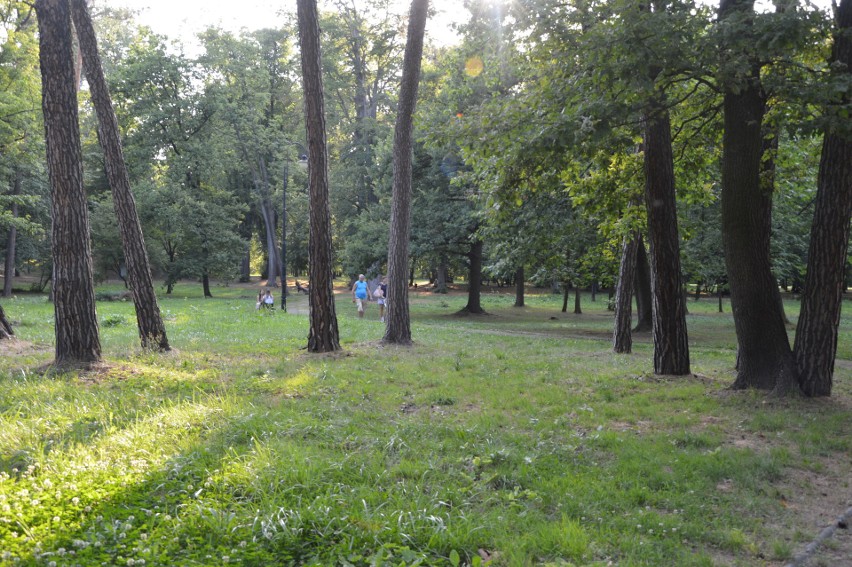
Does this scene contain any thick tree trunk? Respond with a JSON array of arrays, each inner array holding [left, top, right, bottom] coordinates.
[[633, 235, 653, 332], [514, 266, 525, 307], [37, 0, 101, 367], [460, 238, 485, 314], [613, 233, 639, 354], [298, 0, 340, 353], [435, 259, 448, 293], [71, 0, 169, 351], [0, 303, 13, 339], [643, 102, 690, 375], [384, 0, 427, 344], [794, 0, 852, 397], [3, 169, 20, 298], [240, 246, 251, 282], [719, 0, 796, 393]]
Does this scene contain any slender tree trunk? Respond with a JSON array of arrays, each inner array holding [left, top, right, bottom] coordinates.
[[794, 0, 852, 397], [3, 169, 20, 298], [256, 157, 279, 287], [514, 266, 525, 307], [643, 102, 690, 375], [460, 238, 485, 314], [574, 284, 582, 314], [719, 0, 796, 393], [202, 273, 212, 297], [71, 0, 169, 351], [591, 281, 597, 302], [298, 0, 340, 353], [718, 283, 724, 313], [613, 233, 639, 353], [384, 0, 428, 344], [37, 0, 101, 367], [633, 234, 653, 332], [561, 285, 569, 313]]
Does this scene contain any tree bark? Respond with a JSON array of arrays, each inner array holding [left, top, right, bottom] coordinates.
[[459, 238, 485, 314], [633, 234, 653, 332], [298, 0, 341, 353], [3, 169, 20, 298], [0, 303, 13, 339], [794, 0, 852, 397], [643, 102, 690, 375], [719, 0, 796, 393], [384, 0, 428, 344], [202, 272, 212, 297], [71, 0, 169, 351], [514, 266, 525, 307], [435, 259, 448, 293], [561, 285, 569, 313], [613, 233, 639, 354], [37, 0, 101, 367]]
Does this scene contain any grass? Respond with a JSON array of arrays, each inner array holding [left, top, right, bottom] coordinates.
[[0, 282, 850, 566]]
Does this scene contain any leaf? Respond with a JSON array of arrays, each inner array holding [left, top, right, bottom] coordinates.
[[449, 549, 460, 567]]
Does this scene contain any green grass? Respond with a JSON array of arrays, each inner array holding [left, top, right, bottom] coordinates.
[[0, 285, 850, 566]]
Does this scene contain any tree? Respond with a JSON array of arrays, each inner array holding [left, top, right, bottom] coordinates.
[[70, 0, 169, 351], [794, 0, 852, 397], [36, 0, 101, 366], [718, 0, 797, 393], [382, 0, 429, 345], [643, 90, 690, 375], [613, 232, 639, 353], [297, 0, 340, 353]]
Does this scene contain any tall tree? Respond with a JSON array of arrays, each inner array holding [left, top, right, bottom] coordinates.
[[384, 0, 428, 344], [70, 0, 168, 351], [298, 0, 340, 353], [794, 0, 852, 397], [718, 0, 796, 393], [643, 95, 690, 375], [36, 0, 101, 366]]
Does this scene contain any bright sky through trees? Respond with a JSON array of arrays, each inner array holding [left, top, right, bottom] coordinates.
[[106, 0, 462, 48]]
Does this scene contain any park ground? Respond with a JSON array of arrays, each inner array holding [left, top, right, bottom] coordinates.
[[0, 278, 850, 566]]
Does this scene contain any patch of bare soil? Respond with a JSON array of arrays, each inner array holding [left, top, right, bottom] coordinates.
[[0, 338, 45, 356], [711, 394, 852, 566]]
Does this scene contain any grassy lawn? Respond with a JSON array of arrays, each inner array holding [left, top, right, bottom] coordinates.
[[0, 282, 850, 566]]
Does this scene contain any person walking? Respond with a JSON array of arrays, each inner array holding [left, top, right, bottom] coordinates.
[[352, 274, 369, 318], [375, 276, 388, 322]]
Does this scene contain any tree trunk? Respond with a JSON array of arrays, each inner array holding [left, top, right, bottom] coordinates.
[[37, 0, 101, 367], [633, 234, 653, 332], [717, 283, 724, 313], [643, 102, 690, 375], [561, 285, 569, 313], [0, 303, 13, 339], [298, 0, 340, 353], [3, 169, 20, 298], [514, 266, 525, 307], [613, 233, 638, 354], [71, 0, 169, 351], [573, 284, 582, 314], [590, 281, 597, 302], [435, 259, 448, 293], [460, 238, 485, 314], [202, 272, 212, 297], [794, 0, 852, 397], [719, 0, 796, 393], [240, 246, 251, 282], [384, 0, 427, 345], [255, 157, 279, 287]]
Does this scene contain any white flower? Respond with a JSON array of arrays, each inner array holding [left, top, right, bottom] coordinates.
[[71, 497, 80, 505]]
